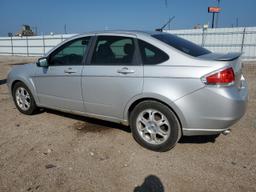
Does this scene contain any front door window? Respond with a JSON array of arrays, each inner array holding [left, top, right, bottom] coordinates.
[[49, 37, 90, 66]]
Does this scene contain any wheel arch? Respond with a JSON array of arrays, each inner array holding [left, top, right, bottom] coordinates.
[[125, 94, 186, 131], [11, 80, 22, 95], [10, 78, 39, 105]]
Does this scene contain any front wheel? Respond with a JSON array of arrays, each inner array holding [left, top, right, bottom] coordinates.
[[12, 82, 38, 115], [130, 100, 181, 152]]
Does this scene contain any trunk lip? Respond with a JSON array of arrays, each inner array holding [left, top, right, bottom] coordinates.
[[198, 52, 242, 61]]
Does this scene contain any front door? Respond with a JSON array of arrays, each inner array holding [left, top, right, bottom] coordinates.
[[34, 37, 91, 111], [82, 35, 143, 120]]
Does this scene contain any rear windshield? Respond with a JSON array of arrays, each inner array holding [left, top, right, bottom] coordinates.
[[152, 33, 211, 57]]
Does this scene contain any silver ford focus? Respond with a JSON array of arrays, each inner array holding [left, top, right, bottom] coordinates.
[[7, 31, 248, 151]]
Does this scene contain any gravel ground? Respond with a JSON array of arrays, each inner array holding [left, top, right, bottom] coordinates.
[[0, 56, 255, 192]]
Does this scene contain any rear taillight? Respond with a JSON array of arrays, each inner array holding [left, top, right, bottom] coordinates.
[[203, 67, 235, 85]]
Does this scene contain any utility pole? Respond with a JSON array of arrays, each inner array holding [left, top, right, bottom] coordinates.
[[64, 24, 67, 34], [168, 16, 171, 30], [212, 12, 216, 28], [32, 26, 38, 36], [163, 0, 171, 30], [165, 0, 168, 8], [215, 0, 221, 28], [208, 6, 221, 28]]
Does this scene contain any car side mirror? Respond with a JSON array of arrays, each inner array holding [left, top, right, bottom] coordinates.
[[36, 57, 49, 67]]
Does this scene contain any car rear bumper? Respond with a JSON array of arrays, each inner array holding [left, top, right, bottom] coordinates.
[[175, 77, 248, 136]]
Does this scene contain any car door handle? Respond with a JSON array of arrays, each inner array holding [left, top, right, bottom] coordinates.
[[117, 67, 135, 75], [64, 69, 77, 74]]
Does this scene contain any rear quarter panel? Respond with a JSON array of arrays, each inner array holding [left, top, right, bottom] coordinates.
[[127, 34, 231, 128]]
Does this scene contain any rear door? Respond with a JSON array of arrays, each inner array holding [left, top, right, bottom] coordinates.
[[82, 35, 143, 120]]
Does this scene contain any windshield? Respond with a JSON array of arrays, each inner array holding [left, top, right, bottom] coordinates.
[[152, 33, 211, 57]]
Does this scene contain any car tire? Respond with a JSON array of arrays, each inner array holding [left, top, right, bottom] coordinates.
[[12, 82, 38, 115], [130, 100, 181, 152]]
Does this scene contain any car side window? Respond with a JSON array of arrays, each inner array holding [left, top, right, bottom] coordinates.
[[138, 39, 169, 65], [91, 36, 135, 65], [49, 37, 90, 66]]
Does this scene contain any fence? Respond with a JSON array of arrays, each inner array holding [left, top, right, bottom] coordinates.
[[0, 27, 256, 60], [165, 27, 256, 60], [0, 34, 75, 56]]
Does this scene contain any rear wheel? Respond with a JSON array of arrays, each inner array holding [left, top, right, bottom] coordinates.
[[12, 82, 38, 115], [130, 100, 181, 152]]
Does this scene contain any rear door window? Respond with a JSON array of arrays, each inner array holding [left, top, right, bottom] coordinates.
[[91, 36, 135, 65]]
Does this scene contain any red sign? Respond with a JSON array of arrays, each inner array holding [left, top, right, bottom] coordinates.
[[208, 7, 221, 13]]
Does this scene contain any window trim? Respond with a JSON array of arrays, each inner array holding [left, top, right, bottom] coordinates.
[[47, 36, 93, 67], [87, 35, 141, 66]]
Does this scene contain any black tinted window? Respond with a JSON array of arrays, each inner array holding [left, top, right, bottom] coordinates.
[[91, 36, 135, 65], [49, 37, 90, 66], [152, 33, 211, 57], [138, 40, 169, 65]]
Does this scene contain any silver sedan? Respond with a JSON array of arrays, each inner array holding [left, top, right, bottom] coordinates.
[[7, 31, 248, 151]]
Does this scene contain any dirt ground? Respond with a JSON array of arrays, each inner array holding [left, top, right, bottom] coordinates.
[[0, 56, 255, 192]]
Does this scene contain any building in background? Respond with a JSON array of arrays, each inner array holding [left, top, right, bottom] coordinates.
[[15, 25, 35, 37]]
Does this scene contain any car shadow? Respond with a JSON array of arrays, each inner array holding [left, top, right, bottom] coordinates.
[[37, 109, 219, 142], [44, 109, 131, 133], [134, 175, 165, 192], [179, 134, 220, 144], [0, 79, 7, 85], [8, 63, 27, 66]]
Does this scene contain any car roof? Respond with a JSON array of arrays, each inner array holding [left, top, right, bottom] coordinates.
[[75, 30, 164, 38], [47, 30, 165, 56]]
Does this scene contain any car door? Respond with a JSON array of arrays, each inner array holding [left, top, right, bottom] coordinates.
[[82, 35, 143, 120], [34, 36, 91, 111]]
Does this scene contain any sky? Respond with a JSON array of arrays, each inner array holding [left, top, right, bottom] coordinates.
[[0, 0, 256, 36]]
